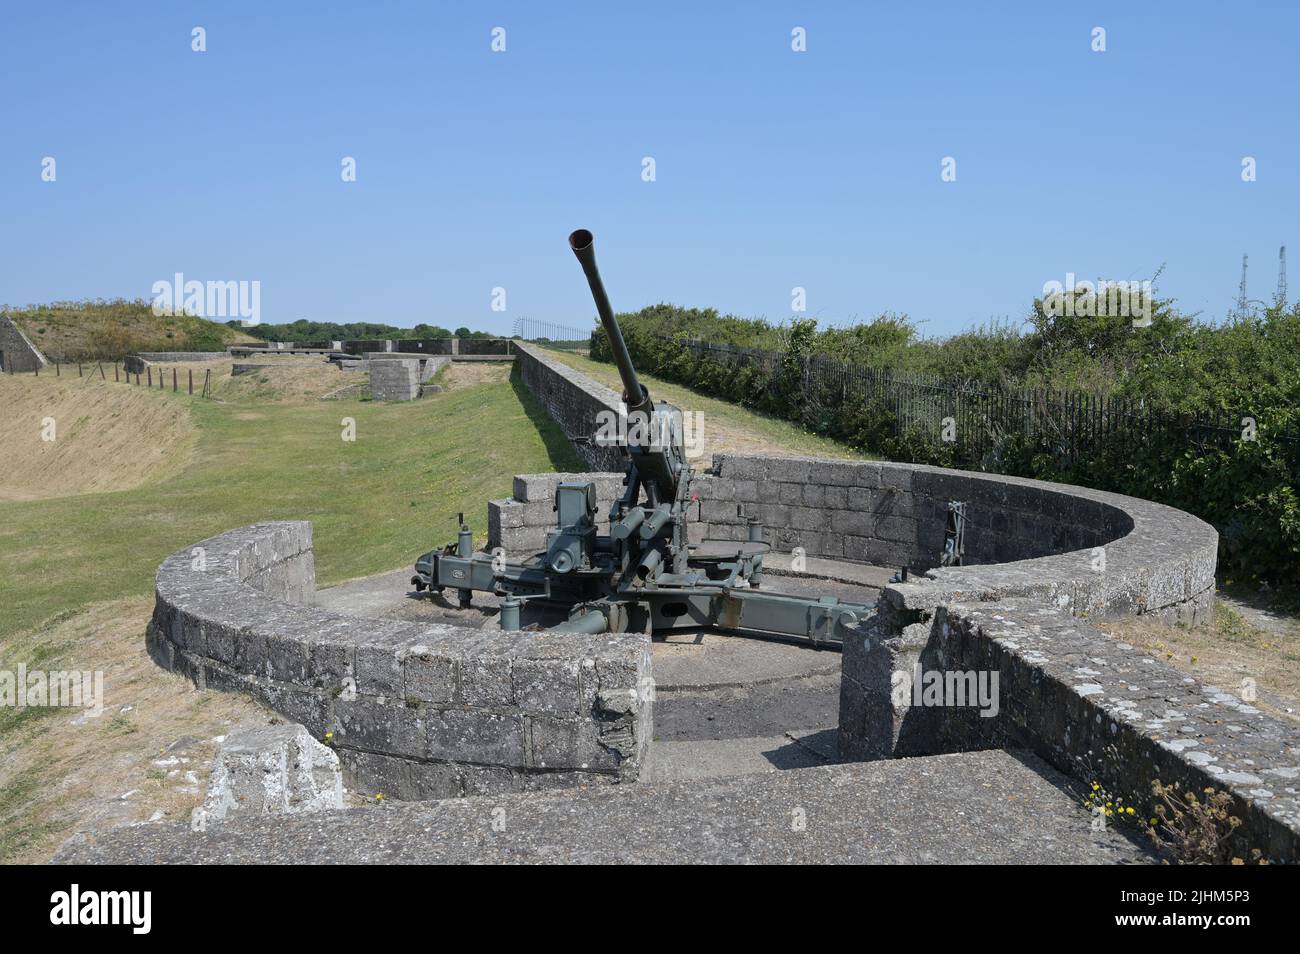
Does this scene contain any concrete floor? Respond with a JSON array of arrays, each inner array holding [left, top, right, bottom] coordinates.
[[56, 748, 1156, 864]]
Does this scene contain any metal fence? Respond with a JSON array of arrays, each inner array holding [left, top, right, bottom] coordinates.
[[684, 340, 1299, 463], [512, 318, 593, 352], [23, 356, 215, 397]]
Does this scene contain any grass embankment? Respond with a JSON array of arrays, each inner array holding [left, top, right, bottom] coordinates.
[[539, 348, 870, 461], [0, 372, 196, 501]]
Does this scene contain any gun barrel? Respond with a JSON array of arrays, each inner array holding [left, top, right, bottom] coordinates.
[[569, 229, 651, 416]]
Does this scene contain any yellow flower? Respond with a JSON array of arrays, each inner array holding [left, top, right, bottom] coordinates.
[[375, 793, 385, 802]]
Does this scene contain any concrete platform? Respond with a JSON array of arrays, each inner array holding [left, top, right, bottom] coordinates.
[[54, 748, 1156, 864], [314, 562, 875, 783]]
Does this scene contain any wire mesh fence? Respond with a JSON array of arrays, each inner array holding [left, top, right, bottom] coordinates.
[[512, 318, 594, 351]]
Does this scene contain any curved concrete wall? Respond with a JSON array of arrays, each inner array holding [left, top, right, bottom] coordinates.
[[692, 455, 1214, 625], [687, 456, 1298, 859], [147, 522, 652, 800]]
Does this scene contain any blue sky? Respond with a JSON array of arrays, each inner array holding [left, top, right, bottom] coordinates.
[[2, 1, 1295, 336]]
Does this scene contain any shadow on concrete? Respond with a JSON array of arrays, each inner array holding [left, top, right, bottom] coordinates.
[[761, 728, 839, 770]]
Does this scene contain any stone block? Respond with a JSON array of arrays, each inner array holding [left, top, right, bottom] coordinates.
[[427, 708, 526, 765], [201, 724, 343, 822]]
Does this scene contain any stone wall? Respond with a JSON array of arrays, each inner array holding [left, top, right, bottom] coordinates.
[[124, 352, 226, 373], [231, 362, 297, 377], [0, 314, 49, 373], [691, 454, 1213, 624], [514, 342, 623, 471], [147, 522, 652, 800], [839, 598, 1300, 860]]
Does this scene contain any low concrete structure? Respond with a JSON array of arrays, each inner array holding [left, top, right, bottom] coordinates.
[[146, 522, 652, 800], [366, 355, 450, 400], [232, 338, 517, 360], [116, 349, 1300, 862], [692, 455, 1216, 624], [855, 599, 1300, 861], [0, 314, 49, 373], [366, 353, 449, 382], [200, 724, 344, 822], [368, 358, 420, 401]]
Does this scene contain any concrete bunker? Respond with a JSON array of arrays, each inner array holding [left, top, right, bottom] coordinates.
[[131, 236, 1297, 859]]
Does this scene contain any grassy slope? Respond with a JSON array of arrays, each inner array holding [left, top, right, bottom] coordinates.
[[5, 300, 259, 361], [539, 348, 870, 460], [0, 364, 580, 642]]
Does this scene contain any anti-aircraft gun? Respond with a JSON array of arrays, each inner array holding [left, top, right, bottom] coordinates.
[[412, 229, 870, 646]]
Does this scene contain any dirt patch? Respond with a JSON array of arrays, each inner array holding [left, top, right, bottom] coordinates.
[[0, 596, 275, 863], [0, 373, 196, 501], [214, 357, 354, 404], [441, 362, 511, 390], [1095, 601, 1300, 723]]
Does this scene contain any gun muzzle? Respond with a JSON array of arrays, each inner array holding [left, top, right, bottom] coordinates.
[[569, 229, 651, 418], [634, 546, 663, 583]]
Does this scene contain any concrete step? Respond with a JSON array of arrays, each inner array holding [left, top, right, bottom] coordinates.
[[642, 728, 837, 782], [55, 748, 1157, 865]]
